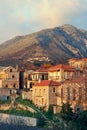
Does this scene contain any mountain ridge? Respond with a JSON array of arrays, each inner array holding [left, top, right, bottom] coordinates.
[[0, 24, 87, 66]]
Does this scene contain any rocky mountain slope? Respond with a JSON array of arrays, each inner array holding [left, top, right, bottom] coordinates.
[[0, 24, 87, 66]]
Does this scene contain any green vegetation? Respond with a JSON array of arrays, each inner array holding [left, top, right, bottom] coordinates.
[[74, 110, 87, 130], [60, 102, 73, 122], [45, 103, 87, 130], [16, 96, 35, 107], [0, 99, 11, 105], [0, 97, 87, 130], [0, 108, 33, 117]]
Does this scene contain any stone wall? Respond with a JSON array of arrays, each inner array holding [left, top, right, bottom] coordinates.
[[0, 113, 39, 126]]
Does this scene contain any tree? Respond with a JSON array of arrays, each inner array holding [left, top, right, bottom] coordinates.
[[75, 110, 87, 130], [60, 102, 73, 122]]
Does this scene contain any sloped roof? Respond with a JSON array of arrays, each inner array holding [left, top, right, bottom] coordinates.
[[35, 80, 60, 86], [63, 76, 87, 83], [49, 64, 75, 72], [34, 68, 48, 73], [0, 66, 10, 71], [82, 58, 87, 61], [68, 58, 78, 61], [69, 58, 87, 62]]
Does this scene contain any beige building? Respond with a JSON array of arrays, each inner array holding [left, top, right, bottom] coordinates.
[[21, 90, 32, 100], [0, 88, 17, 100], [56, 77, 87, 112], [27, 68, 48, 90], [48, 64, 75, 82], [69, 58, 87, 70], [32, 80, 60, 110], [0, 66, 19, 89]]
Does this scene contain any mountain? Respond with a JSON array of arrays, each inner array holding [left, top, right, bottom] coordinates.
[[0, 24, 87, 66]]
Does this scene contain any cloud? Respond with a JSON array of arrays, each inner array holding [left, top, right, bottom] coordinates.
[[0, 0, 87, 43]]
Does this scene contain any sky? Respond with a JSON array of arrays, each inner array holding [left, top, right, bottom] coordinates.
[[0, 0, 87, 43]]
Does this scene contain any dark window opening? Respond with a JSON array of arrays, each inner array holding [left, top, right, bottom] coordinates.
[[53, 87, 55, 93], [5, 84, 8, 88], [67, 87, 70, 100], [61, 88, 63, 98], [10, 90, 12, 94], [73, 89, 76, 100], [12, 75, 15, 78], [7, 96, 9, 100], [42, 74, 44, 80], [10, 69, 12, 72], [30, 82, 33, 88], [13, 84, 16, 88]]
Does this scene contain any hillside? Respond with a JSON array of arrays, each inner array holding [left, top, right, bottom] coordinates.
[[0, 24, 87, 66]]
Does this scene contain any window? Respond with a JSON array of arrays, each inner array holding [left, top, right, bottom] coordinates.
[[42, 74, 44, 80], [10, 90, 12, 94], [13, 84, 16, 88], [12, 75, 15, 78], [43, 89, 45, 93], [42, 98, 44, 105], [73, 89, 76, 100], [10, 69, 12, 72], [67, 87, 70, 100], [61, 88, 63, 98], [30, 82, 33, 88], [53, 87, 55, 93], [79, 87, 82, 100], [5, 84, 8, 88]]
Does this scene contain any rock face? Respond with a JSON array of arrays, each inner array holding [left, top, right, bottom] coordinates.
[[0, 24, 87, 66]]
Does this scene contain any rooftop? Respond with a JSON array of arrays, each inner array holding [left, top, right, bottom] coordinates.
[[35, 80, 60, 87], [33, 68, 48, 73], [49, 64, 74, 72]]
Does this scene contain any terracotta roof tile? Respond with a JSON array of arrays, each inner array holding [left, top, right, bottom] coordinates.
[[49, 64, 74, 72], [64, 76, 87, 83], [69, 58, 87, 62], [35, 80, 60, 87], [34, 68, 48, 73], [82, 58, 87, 61]]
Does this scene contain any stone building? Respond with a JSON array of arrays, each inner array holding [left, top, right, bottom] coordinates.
[[32, 80, 60, 110], [56, 77, 87, 112], [27, 68, 48, 90], [0, 66, 19, 89], [21, 90, 32, 100], [69, 58, 87, 70], [0, 88, 17, 101], [48, 64, 75, 82]]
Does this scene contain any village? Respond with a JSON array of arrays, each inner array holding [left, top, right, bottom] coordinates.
[[0, 57, 87, 114]]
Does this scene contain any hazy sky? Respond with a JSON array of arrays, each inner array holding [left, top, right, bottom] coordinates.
[[0, 0, 87, 43]]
